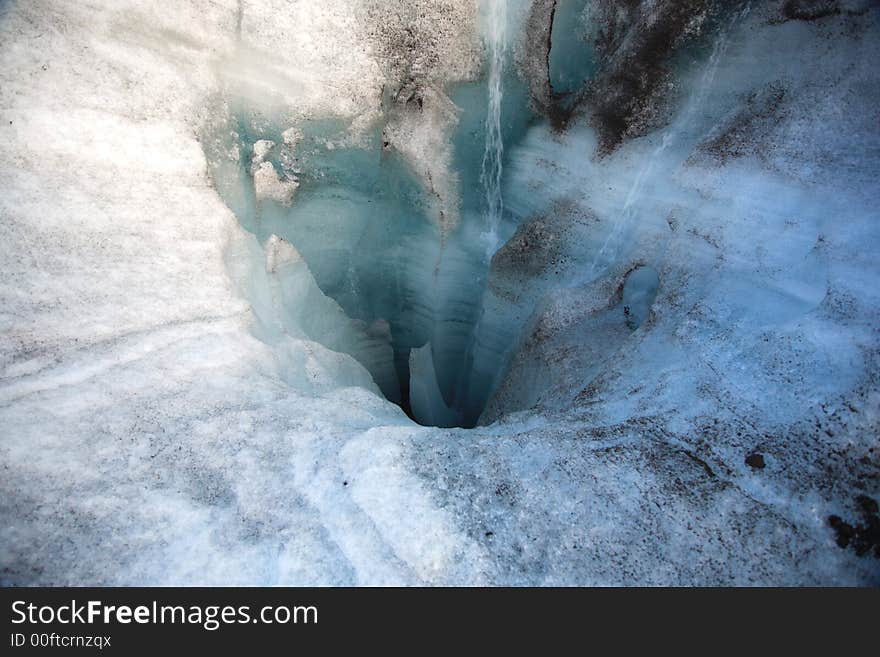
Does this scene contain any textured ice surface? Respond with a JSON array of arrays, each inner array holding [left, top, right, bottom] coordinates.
[[1, 0, 878, 584]]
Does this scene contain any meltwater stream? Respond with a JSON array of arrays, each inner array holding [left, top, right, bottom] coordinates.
[[479, 0, 507, 259]]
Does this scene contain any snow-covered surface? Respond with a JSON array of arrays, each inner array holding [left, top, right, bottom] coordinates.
[[1, 0, 878, 585]]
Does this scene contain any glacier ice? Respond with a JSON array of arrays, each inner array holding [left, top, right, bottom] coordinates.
[[0, 0, 879, 585]]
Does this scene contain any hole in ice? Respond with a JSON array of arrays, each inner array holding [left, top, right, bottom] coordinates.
[[201, 0, 550, 429], [203, 105, 525, 428], [199, 2, 626, 428], [622, 265, 660, 330]]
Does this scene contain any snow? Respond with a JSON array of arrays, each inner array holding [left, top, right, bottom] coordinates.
[[1, 0, 878, 585]]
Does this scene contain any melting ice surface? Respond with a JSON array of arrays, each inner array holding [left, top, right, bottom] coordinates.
[[203, 0, 870, 440], [205, 110, 490, 426], [3, 0, 879, 586], [204, 3, 537, 428], [202, 1, 720, 429]]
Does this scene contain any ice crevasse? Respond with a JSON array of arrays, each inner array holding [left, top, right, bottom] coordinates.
[[0, 0, 878, 585]]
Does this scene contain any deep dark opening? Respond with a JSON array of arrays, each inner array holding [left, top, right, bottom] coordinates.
[[198, 4, 611, 428]]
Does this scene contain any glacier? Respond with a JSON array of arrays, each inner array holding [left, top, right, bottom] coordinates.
[[0, 0, 878, 585]]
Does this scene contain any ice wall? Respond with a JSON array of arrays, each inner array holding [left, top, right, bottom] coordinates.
[[201, 0, 537, 427]]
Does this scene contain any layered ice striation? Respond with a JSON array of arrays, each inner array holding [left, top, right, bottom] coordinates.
[[205, 108, 493, 426], [203, 3, 536, 428]]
